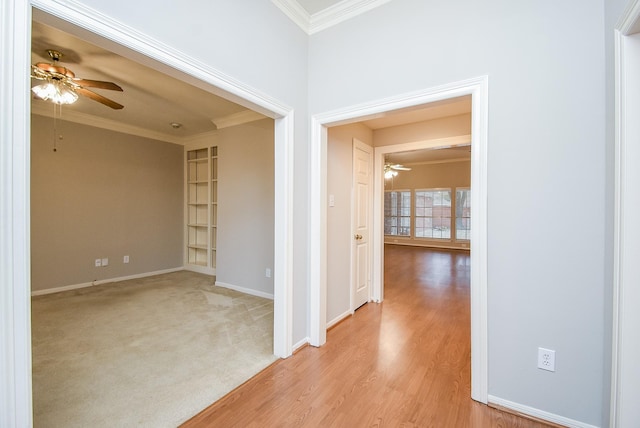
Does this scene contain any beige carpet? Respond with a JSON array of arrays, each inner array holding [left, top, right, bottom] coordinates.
[[31, 271, 277, 427]]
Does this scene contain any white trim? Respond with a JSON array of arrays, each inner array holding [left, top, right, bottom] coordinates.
[[292, 337, 310, 353], [271, 0, 392, 35], [384, 241, 470, 251], [32, 103, 267, 145], [404, 157, 471, 166], [183, 264, 217, 276], [31, 2, 290, 118], [309, 76, 489, 404], [327, 310, 353, 329], [274, 113, 294, 358], [488, 396, 599, 428], [1, 1, 33, 426], [309, 0, 393, 34], [271, 0, 311, 34], [612, 2, 640, 426], [31, 103, 185, 144], [211, 110, 267, 130], [309, 118, 328, 346], [215, 281, 275, 300], [30, 267, 185, 296]]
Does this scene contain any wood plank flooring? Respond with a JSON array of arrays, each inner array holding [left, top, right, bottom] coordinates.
[[182, 245, 551, 427]]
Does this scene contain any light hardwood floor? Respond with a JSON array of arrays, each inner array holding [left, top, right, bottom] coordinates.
[[182, 245, 551, 427]]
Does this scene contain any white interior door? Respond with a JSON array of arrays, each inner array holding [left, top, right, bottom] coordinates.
[[352, 139, 372, 310]]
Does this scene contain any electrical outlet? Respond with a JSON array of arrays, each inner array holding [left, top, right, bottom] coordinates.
[[538, 347, 556, 372], [101, 258, 109, 267], [95, 259, 102, 267], [123, 255, 129, 264], [265, 268, 271, 278]]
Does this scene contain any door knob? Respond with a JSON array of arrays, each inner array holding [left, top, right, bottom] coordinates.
[[354, 234, 363, 240]]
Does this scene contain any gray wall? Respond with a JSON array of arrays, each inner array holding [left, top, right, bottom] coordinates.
[[215, 120, 275, 296], [310, 0, 607, 425], [31, 115, 183, 292]]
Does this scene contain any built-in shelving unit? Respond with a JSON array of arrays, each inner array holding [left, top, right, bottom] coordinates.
[[185, 146, 217, 274]]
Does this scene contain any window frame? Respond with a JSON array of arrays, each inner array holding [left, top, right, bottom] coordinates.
[[384, 189, 412, 237], [455, 187, 471, 241], [414, 188, 453, 241]]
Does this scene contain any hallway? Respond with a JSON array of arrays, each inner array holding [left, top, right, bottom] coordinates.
[[183, 245, 550, 427]]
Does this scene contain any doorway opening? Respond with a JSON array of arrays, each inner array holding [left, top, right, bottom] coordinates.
[[311, 76, 488, 403]]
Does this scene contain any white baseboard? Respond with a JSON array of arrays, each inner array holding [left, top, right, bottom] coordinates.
[[214, 281, 274, 300], [183, 264, 216, 276], [488, 395, 599, 428], [385, 241, 471, 251], [30, 267, 184, 296], [292, 337, 309, 353], [327, 310, 352, 329]]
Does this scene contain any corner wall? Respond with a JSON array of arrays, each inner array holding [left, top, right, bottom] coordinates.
[[30, 115, 183, 292], [214, 120, 275, 297]]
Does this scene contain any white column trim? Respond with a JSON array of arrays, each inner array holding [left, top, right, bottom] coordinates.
[[1, 1, 33, 426], [612, 1, 640, 425], [309, 76, 489, 404]]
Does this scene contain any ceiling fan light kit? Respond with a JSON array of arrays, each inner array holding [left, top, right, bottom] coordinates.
[[384, 163, 411, 179], [32, 80, 78, 105], [31, 49, 124, 109]]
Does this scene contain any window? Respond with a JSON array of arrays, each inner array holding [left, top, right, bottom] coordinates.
[[415, 189, 451, 239], [384, 190, 411, 236], [455, 188, 471, 240]]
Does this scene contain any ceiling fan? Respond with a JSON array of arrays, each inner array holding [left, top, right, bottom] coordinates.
[[31, 49, 124, 109], [384, 163, 411, 179]]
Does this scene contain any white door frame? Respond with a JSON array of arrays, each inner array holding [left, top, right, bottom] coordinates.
[[1, 1, 295, 423], [611, 1, 640, 426], [309, 76, 489, 403]]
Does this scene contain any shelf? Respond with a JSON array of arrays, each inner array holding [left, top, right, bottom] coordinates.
[[187, 244, 207, 250], [186, 146, 217, 271]]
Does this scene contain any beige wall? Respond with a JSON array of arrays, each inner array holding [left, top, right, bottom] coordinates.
[[30, 114, 184, 292], [384, 161, 471, 249], [326, 122, 373, 325], [213, 119, 275, 296]]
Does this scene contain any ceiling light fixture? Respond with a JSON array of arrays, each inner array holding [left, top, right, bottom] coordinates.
[[32, 79, 78, 105], [384, 169, 398, 179], [170, 122, 183, 129]]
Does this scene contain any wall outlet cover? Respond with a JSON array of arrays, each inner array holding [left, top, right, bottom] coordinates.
[[538, 347, 556, 372]]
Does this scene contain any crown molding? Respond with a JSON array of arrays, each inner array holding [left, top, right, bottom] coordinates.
[[211, 110, 267, 129], [31, 101, 184, 144], [272, 0, 311, 33], [404, 157, 471, 166], [309, 0, 392, 34], [272, 0, 392, 35]]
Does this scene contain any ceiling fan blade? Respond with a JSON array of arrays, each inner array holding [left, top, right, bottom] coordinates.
[[73, 78, 123, 91], [393, 166, 411, 171], [34, 62, 75, 78], [75, 87, 124, 110]]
